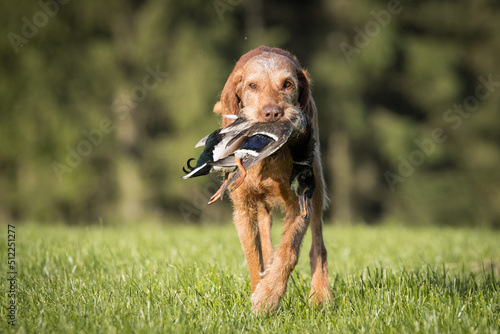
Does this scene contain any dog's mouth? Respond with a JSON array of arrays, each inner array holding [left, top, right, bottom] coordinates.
[[284, 108, 308, 133], [239, 105, 306, 126]]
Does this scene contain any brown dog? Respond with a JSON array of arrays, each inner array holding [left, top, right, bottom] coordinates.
[[214, 46, 333, 314]]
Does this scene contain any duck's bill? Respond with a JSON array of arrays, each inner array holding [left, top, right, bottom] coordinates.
[[299, 196, 309, 219]]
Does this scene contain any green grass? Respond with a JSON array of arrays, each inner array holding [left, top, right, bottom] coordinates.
[[1, 223, 499, 333]]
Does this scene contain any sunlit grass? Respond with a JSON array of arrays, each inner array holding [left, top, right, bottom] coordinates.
[[1, 223, 499, 333]]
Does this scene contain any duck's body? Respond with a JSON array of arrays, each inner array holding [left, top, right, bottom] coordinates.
[[208, 120, 296, 171], [207, 117, 306, 200], [183, 114, 309, 203], [182, 116, 252, 179]]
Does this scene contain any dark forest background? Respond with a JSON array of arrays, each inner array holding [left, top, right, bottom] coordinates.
[[2, 0, 499, 227]]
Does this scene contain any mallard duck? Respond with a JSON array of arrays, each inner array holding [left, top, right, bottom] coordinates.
[[290, 162, 316, 219], [184, 113, 309, 204], [206, 116, 308, 203], [182, 116, 253, 179]]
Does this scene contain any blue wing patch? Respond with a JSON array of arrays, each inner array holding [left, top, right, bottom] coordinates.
[[240, 134, 274, 152]]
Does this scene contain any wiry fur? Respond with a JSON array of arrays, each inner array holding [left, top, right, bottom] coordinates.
[[214, 46, 333, 314]]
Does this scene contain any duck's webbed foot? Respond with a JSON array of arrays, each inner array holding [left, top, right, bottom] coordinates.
[[228, 157, 247, 192], [208, 173, 230, 205]]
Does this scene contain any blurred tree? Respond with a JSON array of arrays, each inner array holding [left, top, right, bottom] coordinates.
[[311, 0, 500, 227], [0, 0, 498, 227]]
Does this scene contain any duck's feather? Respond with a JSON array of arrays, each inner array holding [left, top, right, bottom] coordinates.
[[210, 120, 296, 197], [183, 117, 253, 179], [195, 134, 210, 148], [194, 117, 251, 149], [183, 162, 235, 179], [184, 113, 309, 188], [209, 122, 293, 170]]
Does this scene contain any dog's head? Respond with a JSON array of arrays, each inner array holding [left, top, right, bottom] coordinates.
[[215, 46, 313, 127]]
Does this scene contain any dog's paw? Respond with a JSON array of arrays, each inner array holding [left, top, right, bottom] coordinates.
[[309, 288, 336, 310], [251, 283, 281, 315]]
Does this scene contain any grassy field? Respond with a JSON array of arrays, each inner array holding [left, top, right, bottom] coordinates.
[[1, 222, 499, 333]]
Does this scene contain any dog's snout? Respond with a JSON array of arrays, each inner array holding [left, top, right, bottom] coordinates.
[[261, 105, 284, 122]]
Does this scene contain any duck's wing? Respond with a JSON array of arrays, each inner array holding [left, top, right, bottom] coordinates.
[[183, 133, 244, 179], [208, 121, 295, 198], [238, 121, 295, 169], [184, 118, 253, 179], [207, 133, 275, 168], [208, 121, 293, 170], [183, 137, 242, 178], [220, 116, 251, 134], [237, 130, 290, 169], [195, 133, 211, 148], [194, 117, 252, 150]]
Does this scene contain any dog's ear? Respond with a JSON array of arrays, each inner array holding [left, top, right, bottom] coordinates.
[[218, 47, 268, 121], [219, 72, 243, 126], [213, 101, 222, 115], [297, 68, 313, 118]]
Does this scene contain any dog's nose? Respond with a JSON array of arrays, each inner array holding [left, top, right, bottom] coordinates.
[[261, 105, 284, 122]]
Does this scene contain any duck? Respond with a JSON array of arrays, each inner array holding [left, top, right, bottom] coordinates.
[[206, 120, 297, 202], [184, 113, 309, 204], [182, 115, 253, 179], [289, 162, 316, 219]]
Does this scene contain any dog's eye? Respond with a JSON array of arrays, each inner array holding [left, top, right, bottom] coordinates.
[[249, 83, 257, 90], [283, 80, 293, 89]]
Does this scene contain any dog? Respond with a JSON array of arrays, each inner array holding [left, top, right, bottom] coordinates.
[[213, 46, 333, 314]]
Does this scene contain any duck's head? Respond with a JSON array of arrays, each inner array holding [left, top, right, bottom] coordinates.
[[290, 163, 315, 219]]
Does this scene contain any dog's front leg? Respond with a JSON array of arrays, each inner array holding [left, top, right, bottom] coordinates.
[[233, 205, 265, 292], [251, 207, 308, 314], [257, 202, 273, 272]]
